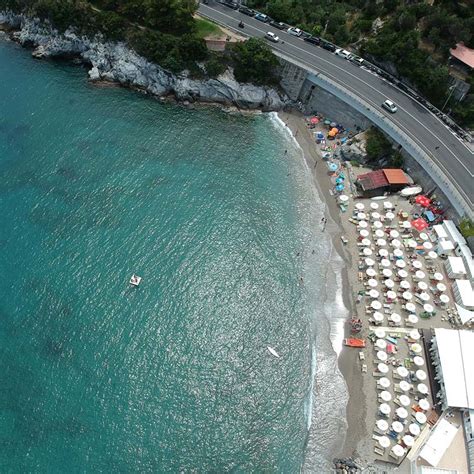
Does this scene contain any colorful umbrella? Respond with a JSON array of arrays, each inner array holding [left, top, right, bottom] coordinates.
[[415, 195, 431, 207], [411, 218, 428, 232]]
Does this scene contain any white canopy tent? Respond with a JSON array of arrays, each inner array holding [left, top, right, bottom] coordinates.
[[442, 220, 466, 247], [432, 224, 448, 241], [436, 240, 454, 257], [419, 418, 459, 467], [453, 280, 474, 309], [455, 304, 474, 325], [446, 256, 467, 279]]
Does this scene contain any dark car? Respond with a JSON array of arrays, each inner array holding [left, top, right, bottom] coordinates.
[[300, 31, 312, 39], [320, 40, 336, 52], [304, 35, 320, 45], [220, 1, 239, 10], [238, 6, 255, 16], [270, 20, 287, 30]]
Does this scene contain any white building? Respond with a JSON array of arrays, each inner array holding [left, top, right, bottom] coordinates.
[[442, 220, 467, 247], [446, 256, 467, 279], [453, 280, 474, 310]]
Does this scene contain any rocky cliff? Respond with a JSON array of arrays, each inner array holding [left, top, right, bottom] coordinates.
[[0, 11, 289, 111]]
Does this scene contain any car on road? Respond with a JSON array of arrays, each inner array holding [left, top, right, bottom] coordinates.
[[350, 56, 364, 66], [265, 31, 280, 43], [287, 27, 302, 37], [335, 48, 352, 60], [304, 35, 320, 45], [382, 99, 398, 113], [320, 40, 336, 52], [270, 20, 287, 30], [238, 6, 254, 16], [254, 12, 270, 22]]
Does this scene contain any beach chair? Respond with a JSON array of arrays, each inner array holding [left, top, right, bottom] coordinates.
[[374, 447, 385, 456]]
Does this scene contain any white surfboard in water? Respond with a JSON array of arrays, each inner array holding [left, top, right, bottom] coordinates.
[[267, 346, 280, 358]]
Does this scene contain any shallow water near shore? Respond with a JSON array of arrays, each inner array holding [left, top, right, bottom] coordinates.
[[0, 40, 347, 471]]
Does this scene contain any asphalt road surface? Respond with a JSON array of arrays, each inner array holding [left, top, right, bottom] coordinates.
[[199, 2, 473, 214]]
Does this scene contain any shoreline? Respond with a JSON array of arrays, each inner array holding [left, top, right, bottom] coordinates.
[[277, 111, 367, 464]]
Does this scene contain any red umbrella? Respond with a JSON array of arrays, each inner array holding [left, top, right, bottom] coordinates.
[[310, 117, 319, 124], [411, 217, 428, 232], [415, 195, 431, 208]]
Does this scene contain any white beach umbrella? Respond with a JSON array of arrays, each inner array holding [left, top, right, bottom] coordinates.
[[406, 239, 417, 248], [366, 268, 377, 277], [396, 366, 409, 378], [403, 435, 415, 447], [392, 421, 404, 433], [401, 221, 412, 229], [403, 291, 413, 301], [391, 444, 405, 458], [371, 301, 382, 310], [385, 279, 395, 288], [433, 272, 444, 281], [399, 395, 411, 407], [379, 377, 391, 388], [410, 343, 422, 354], [363, 247, 373, 256], [355, 202, 365, 211], [415, 412, 427, 424], [371, 212, 381, 220], [436, 282, 447, 292], [390, 230, 400, 239], [417, 383, 428, 394], [370, 202, 379, 210], [376, 419, 389, 432], [375, 229, 385, 238], [368, 279, 378, 288], [373, 312, 385, 323], [377, 351, 388, 362], [440, 294, 450, 304], [409, 423, 420, 436], [380, 390, 392, 401], [365, 257, 375, 267], [379, 249, 389, 257], [423, 241, 433, 250], [413, 356, 425, 367], [374, 221, 383, 229], [414, 270, 426, 280], [396, 407, 408, 419], [361, 238, 371, 246], [415, 369, 427, 381], [376, 238, 387, 247], [381, 259, 391, 267], [423, 303, 434, 313], [391, 239, 402, 248], [375, 327, 386, 338], [390, 313, 401, 324], [399, 380, 411, 392], [406, 302, 416, 313], [393, 248, 404, 258], [427, 251, 438, 259], [378, 436, 391, 448], [417, 281, 428, 291], [378, 363, 389, 374], [382, 268, 393, 278], [412, 260, 423, 269], [380, 403, 391, 415], [369, 289, 380, 298], [398, 269, 408, 278], [383, 201, 393, 209], [419, 232, 429, 241], [400, 280, 411, 290], [385, 211, 395, 221], [419, 398, 430, 411], [359, 229, 370, 238], [407, 314, 418, 324], [339, 194, 349, 203], [419, 292, 430, 302], [395, 260, 406, 268], [387, 291, 397, 300], [409, 329, 420, 340], [358, 220, 368, 229], [357, 212, 367, 220], [376, 339, 387, 350]]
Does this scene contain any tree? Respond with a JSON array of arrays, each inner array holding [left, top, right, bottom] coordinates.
[[398, 12, 416, 32], [365, 127, 392, 162]]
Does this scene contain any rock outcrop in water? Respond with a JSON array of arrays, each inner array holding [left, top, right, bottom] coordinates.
[[0, 11, 289, 111]]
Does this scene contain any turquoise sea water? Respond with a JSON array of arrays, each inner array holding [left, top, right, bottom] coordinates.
[[0, 39, 348, 472]]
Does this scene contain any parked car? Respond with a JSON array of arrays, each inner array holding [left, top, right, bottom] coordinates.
[[320, 40, 336, 52], [287, 27, 302, 37], [270, 20, 286, 30], [265, 31, 279, 43], [304, 35, 320, 45], [255, 12, 270, 22], [382, 99, 398, 113], [300, 31, 312, 39], [335, 48, 352, 60], [238, 6, 254, 16], [220, 1, 239, 10], [350, 56, 364, 66]]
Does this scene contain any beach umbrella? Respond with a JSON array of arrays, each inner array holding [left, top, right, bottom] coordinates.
[[393, 248, 404, 258], [368, 279, 378, 288], [390, 313, 401, 324], [378, 436, 391, 448], [436, 282, 446, 292], [396, 407, 408, 419], [415, 270, 426, 280], [403, 291, 413, 301], [413, 356, 425, 367], [375, 327, 386, 338], [335, 177, 344, 185], [369, 289, 380, 298], [417, 281, 428, 291], [410, 343, 422, 354], [357, 212, 367, 220], [412, 260, 423, 269], [324, 119, 331, 125], [363, 248, 373, 256], [373, 221, 383, 229], [371, 301, 382, 310], [399, 395, 411, 407], [379, 377, 391, 388], [423, 303, 434, 313], [359, 229, 370, 238], [381, 259, 391, 267], [387, 291, 397, 300], [423, 241, 433, 250], [406, 239, 417, 249], [382, 268, 393, 278], [427, 251, 438, 259], [355, 202, 365, 211], [406, 302, 416, 313], [310, 116, 319, 124], [390, 230, 400, 239], [402, 221, 412, 229], [365, 257, 375, 266], [359, 221, 368, 229], [415, 369, 427, 381], [403, 435, 415, 447], [376, 419, 389, 432], [409, 423, 420, 436], [391, 239, 402, 248], [415, 195, 431, 208], [415, 412, 427, 424], [377, 351, 388, 362], [370, 202, 379, 210], [379, 249, 389, 257], [379, 403, 391, 415], [378, 363, 389, 374], [328, 162, 338, 172], [380, 390, 391, 401], [383, 201, 393, 209], [385, 279, 395, 288], [408, 314, 418, 324], [385, 212, 395, 221], [391, 444, 406, 458], [433, 272, 444, 281], [395, 260, 406, 268], [375, 229, 385, 238], [419, 232, 429, 241], [371, 212, 381, 220], [396, 366, 409, 378], [376, 338, 387, 350], [366, 268, 377, 277], [412, 218, 428, 232], [419, 292, 430, 302], [361, 238, 372, 246], [398, 269, 408, 278], [392, 421, 404, 433], [440, 294, 450, 304], [417, 383, 428, 394], [399, 380, 412, 392], [419, 399, 430, 411], [373, 312, 384, 323], [400, 280, 411, 289], [409, 329, 420, 340], [335, 184, 344, 192], [377, 238, 387, 247]]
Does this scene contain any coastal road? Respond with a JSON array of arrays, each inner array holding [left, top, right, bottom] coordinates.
[[199, 2, 473, 216]]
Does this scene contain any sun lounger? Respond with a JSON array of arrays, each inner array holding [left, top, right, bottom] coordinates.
[[374, 447, 385, 456]]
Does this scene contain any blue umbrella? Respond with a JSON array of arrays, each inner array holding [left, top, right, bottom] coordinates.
[[328, 163, 338, 171], [336, 184, 344, 192], [336, 177, 344, 184]]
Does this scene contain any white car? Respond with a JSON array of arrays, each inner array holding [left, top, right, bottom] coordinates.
[[287, 27, 302, 37], [265, 31, 279, 43], [335, 48, 352, 60], [382, 99, 398, 113]]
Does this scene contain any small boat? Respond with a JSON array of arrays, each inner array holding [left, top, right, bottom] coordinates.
[[344, 338, 366, 348], [130, 274, 142, 287], [340, 235, 348, 245], [267, 346, 280, 358]]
